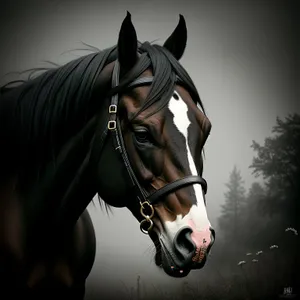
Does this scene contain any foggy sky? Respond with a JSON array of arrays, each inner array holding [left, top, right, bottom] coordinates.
[[0, 0, 298, 298]]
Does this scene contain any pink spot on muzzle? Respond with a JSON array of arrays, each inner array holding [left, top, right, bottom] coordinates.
[[187, 220, 212, 263]]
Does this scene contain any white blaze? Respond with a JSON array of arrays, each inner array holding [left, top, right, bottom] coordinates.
[[164, 92, 211, 236]]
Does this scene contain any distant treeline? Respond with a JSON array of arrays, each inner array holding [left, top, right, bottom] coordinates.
[[212, 113, 300, 299]]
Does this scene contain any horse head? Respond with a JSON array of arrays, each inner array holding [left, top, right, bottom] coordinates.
[[94, 12, 215, 278]]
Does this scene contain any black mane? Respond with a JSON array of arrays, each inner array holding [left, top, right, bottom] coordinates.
[[0, 42, 206, 187]]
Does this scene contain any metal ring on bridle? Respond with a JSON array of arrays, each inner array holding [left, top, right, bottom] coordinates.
[[140, 217, 154, 234], [140, 201, 155, 219]]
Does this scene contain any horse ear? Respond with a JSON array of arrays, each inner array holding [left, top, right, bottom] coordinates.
[[163, 15, 187, 60], [117, 11, 138, 74]]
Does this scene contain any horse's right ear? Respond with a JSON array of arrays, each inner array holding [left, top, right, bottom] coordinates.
[[117, 11, 138, 74], [163, 15, 187, 61]]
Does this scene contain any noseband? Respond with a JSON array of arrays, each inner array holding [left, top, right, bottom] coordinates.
[[95, 60, 208, 234]]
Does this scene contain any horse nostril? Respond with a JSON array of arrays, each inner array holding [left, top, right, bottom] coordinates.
[[174, 227, 196, 256], [210, 227, 216, 242]]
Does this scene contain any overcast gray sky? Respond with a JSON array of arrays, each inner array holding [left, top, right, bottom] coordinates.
[[0, 0, 298, 298]]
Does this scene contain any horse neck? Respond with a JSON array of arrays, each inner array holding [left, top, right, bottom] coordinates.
[[1, 58, 115, 187], [11, 70, 115, 239]]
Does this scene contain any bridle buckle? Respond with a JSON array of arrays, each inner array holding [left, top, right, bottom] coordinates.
[[109, 104, 117, 114], [107, 120, 116, 130]]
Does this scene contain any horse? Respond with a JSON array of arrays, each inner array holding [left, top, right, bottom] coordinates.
[[0, 12, 215, 299]]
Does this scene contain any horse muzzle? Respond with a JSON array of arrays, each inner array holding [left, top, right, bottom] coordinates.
[[152, 225, 215, 278]]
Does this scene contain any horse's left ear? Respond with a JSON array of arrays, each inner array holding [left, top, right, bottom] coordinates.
[[163, 14, 187, 60], [117, 11, 138, 74]]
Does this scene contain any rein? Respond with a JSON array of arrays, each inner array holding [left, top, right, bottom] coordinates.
[[92, 60, 208, 234]]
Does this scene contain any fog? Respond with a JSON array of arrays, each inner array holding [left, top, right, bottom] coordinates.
[[0, 0, 298, 298]]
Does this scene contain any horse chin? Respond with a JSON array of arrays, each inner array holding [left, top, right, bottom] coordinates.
[[152, 235, 191, 278], [155, 251, 191, 278]]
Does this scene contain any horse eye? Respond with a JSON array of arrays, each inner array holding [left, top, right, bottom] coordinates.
[[134, 130, 151, 143]]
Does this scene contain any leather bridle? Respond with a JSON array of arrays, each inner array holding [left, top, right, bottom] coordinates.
[[94, 60, 208, 234]]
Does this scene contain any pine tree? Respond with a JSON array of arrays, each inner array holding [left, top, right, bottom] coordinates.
[[250, 113, 300, 229], [218, 166, 246, 244], [239, 182, 267, 248]]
